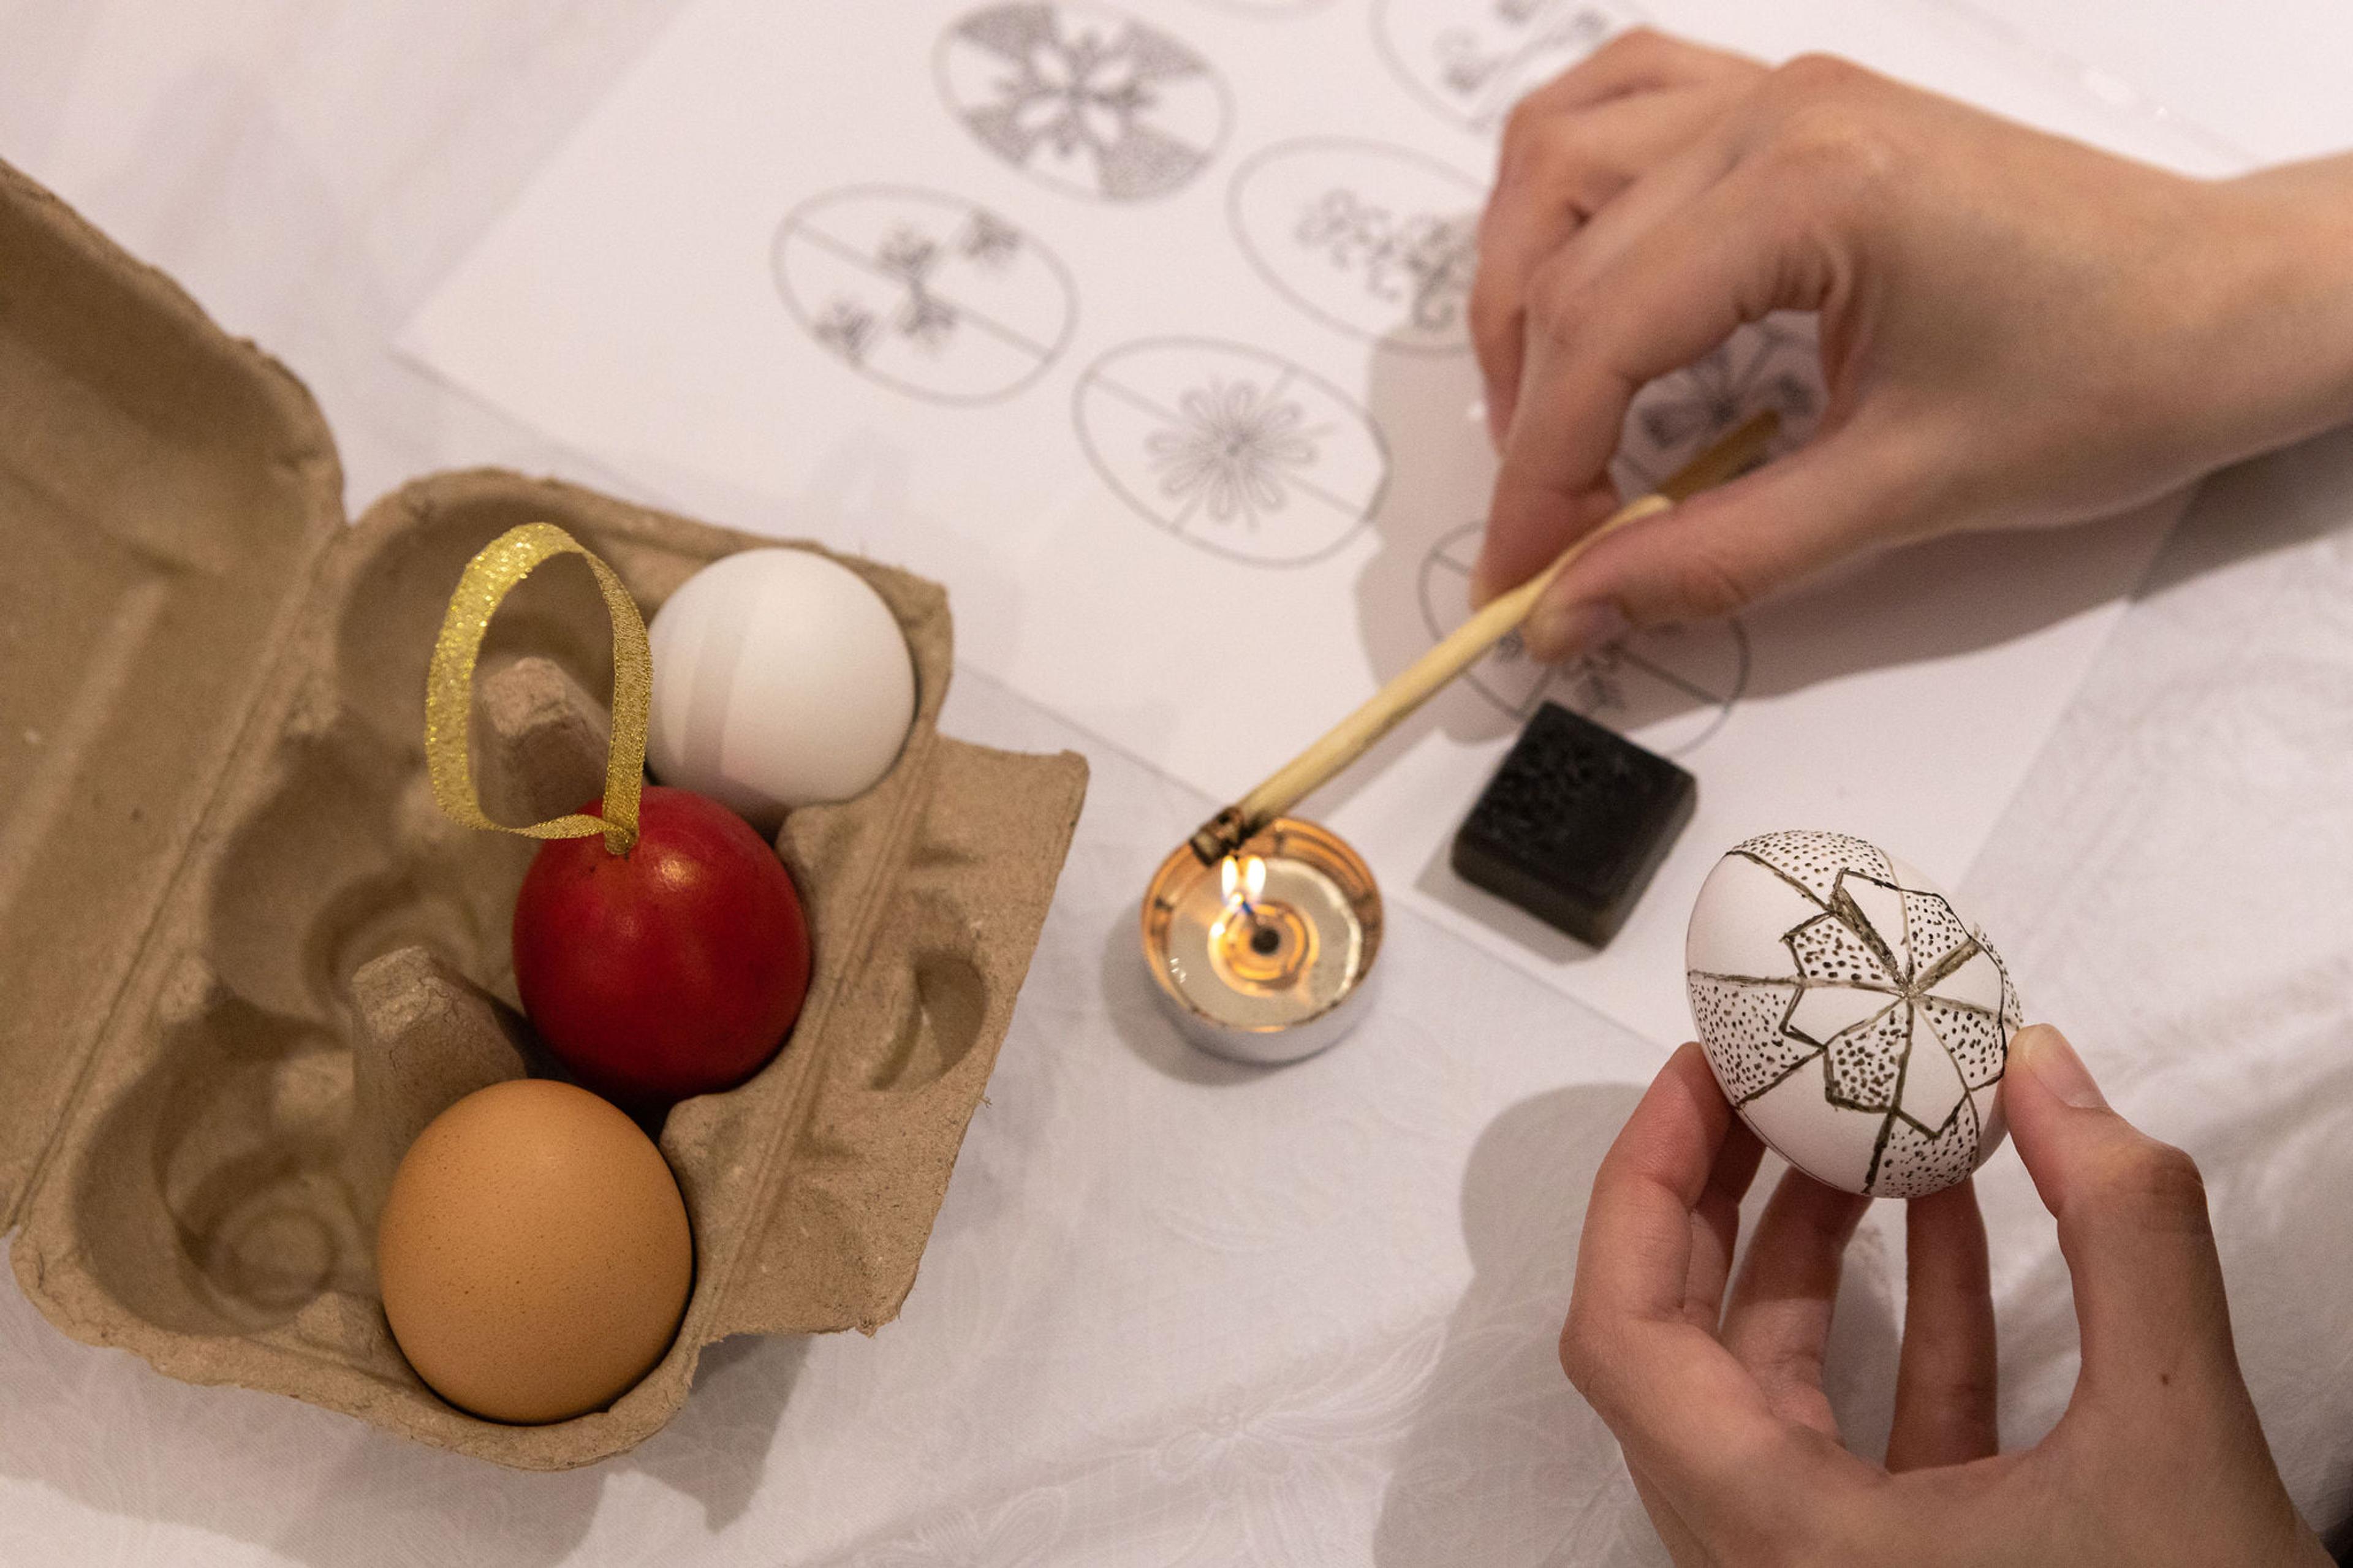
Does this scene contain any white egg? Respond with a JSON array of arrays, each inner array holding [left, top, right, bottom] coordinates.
[[1685, 830, 2021, 1199], [647, 548, 917, 831]]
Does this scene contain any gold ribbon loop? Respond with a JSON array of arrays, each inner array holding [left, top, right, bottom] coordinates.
[[425, 522, 650, 856]]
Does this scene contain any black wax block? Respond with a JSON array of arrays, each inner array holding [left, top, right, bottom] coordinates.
[[1450, 701, 1697, 947]]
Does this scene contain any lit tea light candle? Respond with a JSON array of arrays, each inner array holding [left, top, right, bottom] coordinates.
[[1141, 817, 1382, 1064]]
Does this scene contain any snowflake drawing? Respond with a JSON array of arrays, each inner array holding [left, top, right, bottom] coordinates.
[[939, 4, 1230, 202], [1146, 381, 1323, 525], [1686, 831, 2021, 1199]]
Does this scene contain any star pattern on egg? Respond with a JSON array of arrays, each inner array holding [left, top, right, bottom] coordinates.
[[1689, 831, 2022, 1197]]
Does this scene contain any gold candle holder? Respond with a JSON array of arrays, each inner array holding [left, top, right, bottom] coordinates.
[[1140, 817, 1382, 1064]]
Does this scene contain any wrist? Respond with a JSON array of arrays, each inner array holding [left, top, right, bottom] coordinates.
[[2189, 157, 2353, 461]]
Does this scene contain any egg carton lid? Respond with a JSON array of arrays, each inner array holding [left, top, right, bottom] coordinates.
[[0, 155, 347, 1229]]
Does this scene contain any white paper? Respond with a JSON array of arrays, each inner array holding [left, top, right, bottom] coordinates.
[[401, 0, 2237, 1043]]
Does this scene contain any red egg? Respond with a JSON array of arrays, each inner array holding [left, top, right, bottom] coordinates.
[[512, 786, 811, 1105]]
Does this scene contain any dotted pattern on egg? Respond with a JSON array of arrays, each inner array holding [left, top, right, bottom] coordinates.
[[1687, 830, 2021, 1199], [1730, 829, 1894, 903]]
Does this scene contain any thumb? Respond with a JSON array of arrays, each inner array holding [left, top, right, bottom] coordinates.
[[2001, 1025, 2243, 1412]]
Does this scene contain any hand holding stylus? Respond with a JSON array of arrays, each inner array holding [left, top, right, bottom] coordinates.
[[1472, 30, 2353, 661]]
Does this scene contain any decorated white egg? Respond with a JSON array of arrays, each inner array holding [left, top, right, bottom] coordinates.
[[1685, 830, 2022, 1199], [647, 548, 917, 833]]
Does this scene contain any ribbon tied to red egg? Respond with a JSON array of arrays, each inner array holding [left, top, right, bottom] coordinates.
[[423, 522, 650, 856]]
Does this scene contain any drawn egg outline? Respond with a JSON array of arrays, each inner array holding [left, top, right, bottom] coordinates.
[[934, 1, 1236, 205], [1414, 520, 1748, 752], [1228, 137, 1487, 354], [1371, 0, 1644, 131], [1074, 336, 1392, 569], [770, 184, 1079, 406]]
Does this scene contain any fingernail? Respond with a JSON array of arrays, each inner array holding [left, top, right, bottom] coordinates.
[[1524, 599, 1628, 663], [2016, 1025, 2106, 1110]]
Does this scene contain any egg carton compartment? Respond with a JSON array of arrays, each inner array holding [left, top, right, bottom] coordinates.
[[0, 159, 1087, 1469]]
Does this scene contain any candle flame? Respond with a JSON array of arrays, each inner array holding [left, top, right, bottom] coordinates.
[[1220, 854, 1266, 912]]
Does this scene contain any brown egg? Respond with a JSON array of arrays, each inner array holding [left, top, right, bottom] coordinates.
[[376, 1078, 692, 1424]]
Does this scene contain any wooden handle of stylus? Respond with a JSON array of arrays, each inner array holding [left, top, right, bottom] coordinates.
[[1186, 408, 1780, 865]]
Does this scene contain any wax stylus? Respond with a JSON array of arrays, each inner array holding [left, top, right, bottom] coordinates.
[[1184, 409, 1780, 866]]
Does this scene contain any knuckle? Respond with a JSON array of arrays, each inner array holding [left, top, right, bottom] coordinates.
[[1749, 1345, 1828, 1397], [1557, 1301, 1615, 1398], [1761, 106, 1902, 218], [1741, 59, 1902, 197], [1496, 112, 1598, 203], [1757, 51, 1871, 110], [2085, 1138, 2213, 1235], [1557, 1308, 1598, 1389], [1499, 93, 1551, 159], [1666, 544, 1759, 620], [1943, 1365, 2001, 1422], [1588, 25, 1673, 75], [1525, 262, 1601, 351]]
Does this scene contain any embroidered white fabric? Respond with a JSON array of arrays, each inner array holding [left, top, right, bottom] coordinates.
[[2, 4, 2349, 1562]]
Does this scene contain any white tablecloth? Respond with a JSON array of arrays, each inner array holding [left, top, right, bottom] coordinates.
[[5, 4, 2351, 1562]]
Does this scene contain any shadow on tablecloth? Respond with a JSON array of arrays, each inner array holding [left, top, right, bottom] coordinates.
[[1371, 1081, 1901, 1567]]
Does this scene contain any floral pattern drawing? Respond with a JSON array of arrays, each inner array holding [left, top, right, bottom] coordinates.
[[1075, 338, 1389, 566], [1374, 0, 1645, 130], [1418, 521, 1747, 752], [772, 186, 1077, 404], [1229, 138, 1485, 352], [1146, 381, 1322, 525], [937, 2, 1232, 202], [1686, 831, 2022, 1199]]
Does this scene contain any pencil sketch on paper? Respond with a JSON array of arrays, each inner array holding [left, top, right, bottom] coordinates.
[[1613, 316, 1822, 493], [1419, 521, 1748, 752], [936, 2, 1232, 202], [1074, 338, 1390, 566], [1688, 830, 2021, 1198], [771, 187, 1077, 404], [1228, 138, 1484, 353], [1374, 0, 1645, 131]]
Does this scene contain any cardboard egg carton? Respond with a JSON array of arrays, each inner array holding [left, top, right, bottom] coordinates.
[[0, 159, 1088, 1468]]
